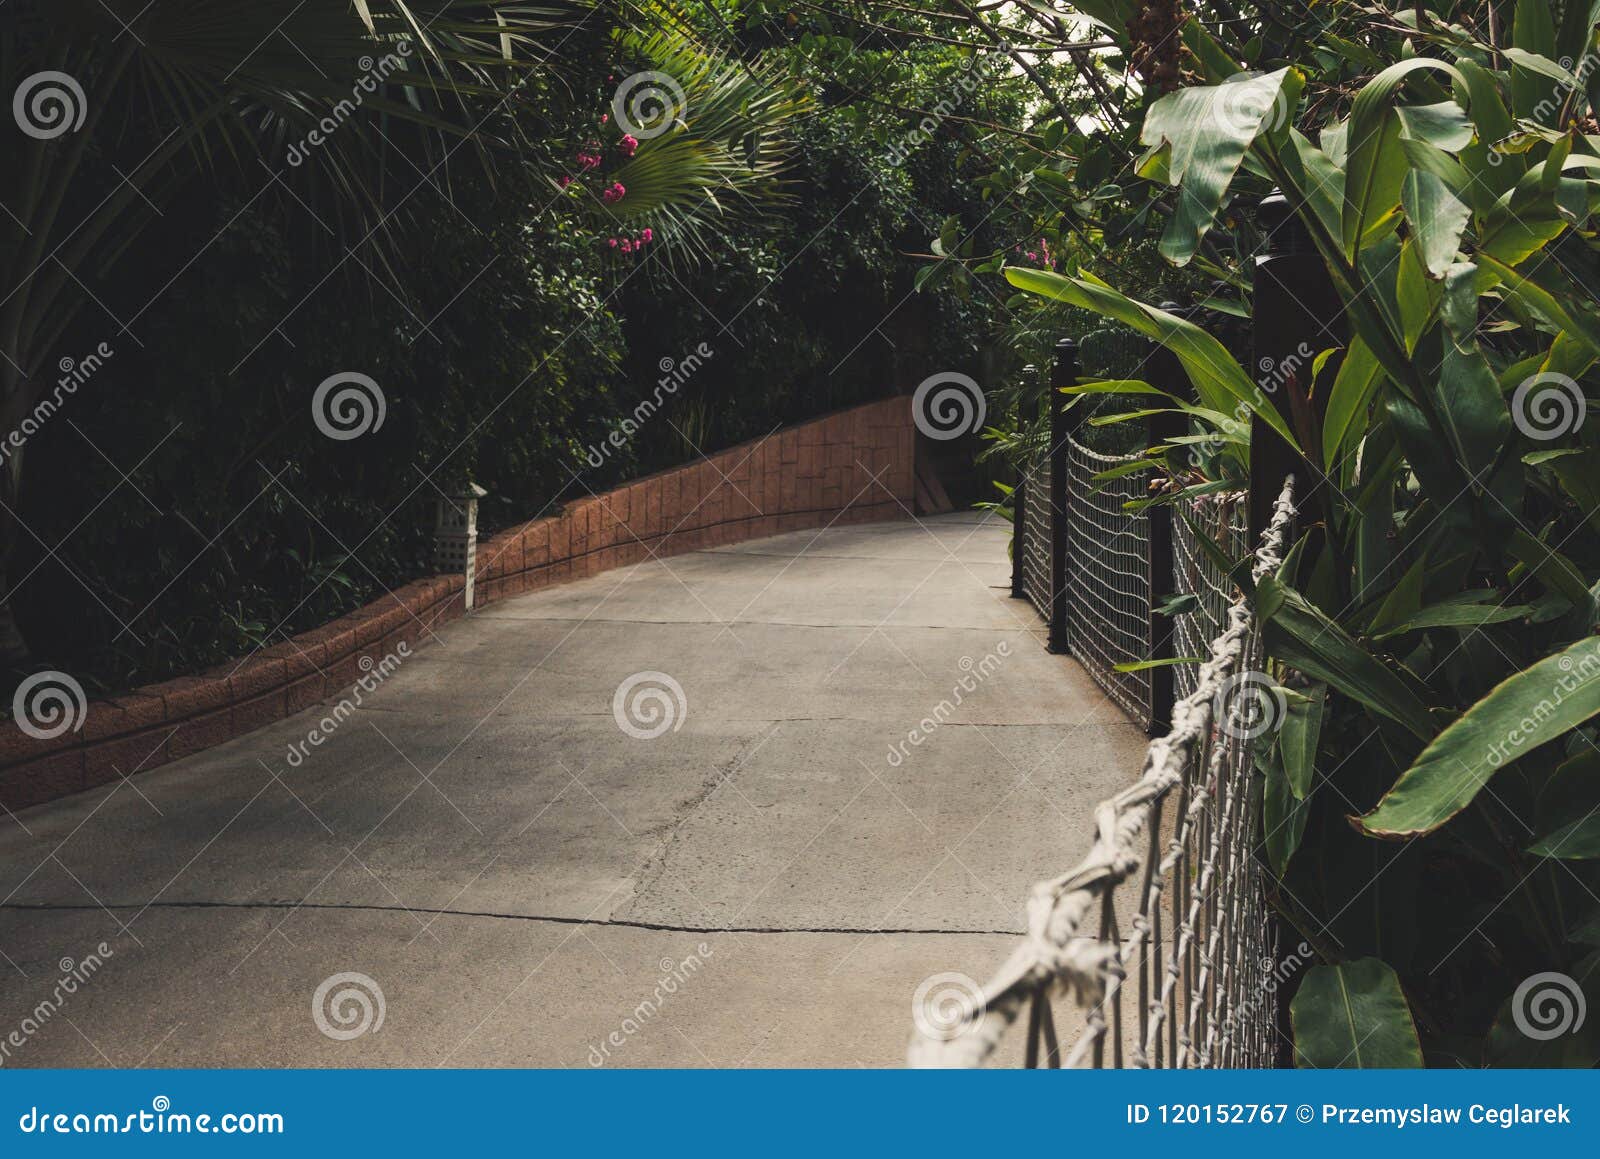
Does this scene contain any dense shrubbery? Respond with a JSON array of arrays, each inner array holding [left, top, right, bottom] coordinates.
[[5, 1, 1012, 694]]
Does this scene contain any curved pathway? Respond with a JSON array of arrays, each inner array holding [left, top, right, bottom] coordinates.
[[0, 514, 1145, 1067]]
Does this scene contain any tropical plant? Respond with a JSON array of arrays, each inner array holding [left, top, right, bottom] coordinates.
[[995, 0, 1600, 1066]]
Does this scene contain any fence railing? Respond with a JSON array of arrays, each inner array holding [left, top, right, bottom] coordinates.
[[1012, 337, 1179, 732], [910, 476, 1295, 1068]]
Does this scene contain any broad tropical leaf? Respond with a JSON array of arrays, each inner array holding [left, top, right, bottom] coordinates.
[[1362, 639, 1600, 837], [1138, 68, 1301, 265], [1292, 958, 1424, 1067]]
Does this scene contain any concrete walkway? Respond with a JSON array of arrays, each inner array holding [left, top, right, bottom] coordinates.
[[0, 513, 1146, 1067]]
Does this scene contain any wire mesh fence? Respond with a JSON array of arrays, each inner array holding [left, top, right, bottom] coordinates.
[[909, 477, 1294, 1069], [1171, 493, 1251, 705], [1019, 447, 1054, 629], [1063, 433, 1154, 728]]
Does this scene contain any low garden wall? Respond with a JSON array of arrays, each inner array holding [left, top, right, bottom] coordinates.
[[0, 396, 915, 812]]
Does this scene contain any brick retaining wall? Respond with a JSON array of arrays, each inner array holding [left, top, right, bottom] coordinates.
[[0, 397, 915, 812]]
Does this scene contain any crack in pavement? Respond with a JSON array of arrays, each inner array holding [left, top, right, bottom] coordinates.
[[0, 899, 1025, 938]]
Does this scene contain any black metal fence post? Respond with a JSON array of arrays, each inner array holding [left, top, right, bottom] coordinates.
[[1251, 191, 1342, 1071], [1249, 191, 1341, 540], [1011, 364, 1036, 601], [1048, 337, 1078, 655]]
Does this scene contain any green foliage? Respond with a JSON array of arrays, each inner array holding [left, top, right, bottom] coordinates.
[[1291, 958, 1424, 1068], [8, 0, 1008, 692], [910, 0, 1600, 1065]]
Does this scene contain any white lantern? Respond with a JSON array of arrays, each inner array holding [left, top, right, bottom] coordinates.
[[434, 481, 487, 609]]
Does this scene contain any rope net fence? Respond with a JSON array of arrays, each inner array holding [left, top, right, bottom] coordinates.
[[909, 477, 1293, 1069]]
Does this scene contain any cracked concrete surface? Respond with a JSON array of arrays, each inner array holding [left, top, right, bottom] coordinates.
[[0, 513, 1146, 1067]]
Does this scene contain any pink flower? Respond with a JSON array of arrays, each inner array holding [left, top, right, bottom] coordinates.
[[608, 238, 619, 248], [619, 134, 639, 157], [621, 240, 634, 254], [558, 175, 572, 188], [601, 113, 609, 124], [601, 182, 626, 205], [640, 228, 654, 243]]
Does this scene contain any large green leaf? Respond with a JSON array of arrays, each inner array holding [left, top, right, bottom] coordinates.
[[1003, 268, 1298, 451], [1432, 341, 1511, 485], [1257, 577, 1436, 740], [1292, 958, 1424, 1067], [1456, 58, 1521, 209], [1401, 170, 1471, 278], [1361, 638, 1600, 837], [1528, 814, 1600, 858], [1372, 600, 1534, 638], [1321, 336, 1383, 470], [1342, 61, 1465, 257], [1282, 129, 1344, 242], [1279, 682, 1327, 799], [1395, 101, 1475, 151], [1528, 750, 1600, 858], [1139, 68, 1301, 265], [1263, 746, 1311, 876]]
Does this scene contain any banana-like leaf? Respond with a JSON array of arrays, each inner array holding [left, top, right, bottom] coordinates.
[[1321, 336, 1382, 470], [1395, 101, 1476, 151], [1257, 576, 1436, 740], [1395, 240, 1441, 355], [1003, 268, 1297, 453], [1361, 638, 1600, 837], [1281, 129, 1344, 242], [1528, 815, 1600, 858], [1432, 341, 1512, 484], [1291, 958, 1424, 1067], [1550, 450, 1600, 534], [1372, 601, 1534, 638], [1279, 681, 1326, 799], [1401, 169, 1471, 278], [1263, 746, 1311, 875], [1139, 68, 1302, 265], [1342, 61, 1466, 258]]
